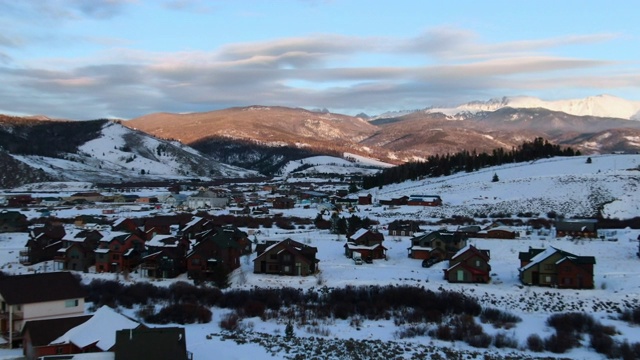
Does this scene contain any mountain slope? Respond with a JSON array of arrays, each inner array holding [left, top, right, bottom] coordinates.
[[125, 106, 395, 167], [371, 154, 640, 219], [0, 117, 257, 187]]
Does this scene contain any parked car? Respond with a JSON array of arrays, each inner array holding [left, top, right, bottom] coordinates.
[[421, 258, 441, 268]]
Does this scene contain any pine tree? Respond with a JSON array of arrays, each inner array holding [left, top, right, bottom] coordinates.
[[586, 157, 592, 164], [285, 322, 295, 338], [492, 173, 499, 182]]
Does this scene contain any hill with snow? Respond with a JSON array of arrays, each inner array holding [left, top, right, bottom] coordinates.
[[278, 154, 393, 177], [428, 94, 640, 120], [369, 154, 640, 220], [0, 120, 256, 187]]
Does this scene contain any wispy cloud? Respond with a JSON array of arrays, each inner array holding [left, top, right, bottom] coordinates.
[[0, 25, 632, 119]]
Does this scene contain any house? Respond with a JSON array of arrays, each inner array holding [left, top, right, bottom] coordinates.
[[555, 219, 598, 238], [387, 220, 422, 237], [162, 193, 188, 208], [114, 327, 191, 360], [443, 245, 491, 283], [407, 194, 443, 206], [0, 272, 87, 348], [39, 197, 63, 207], [273, 197, 295, 209], [111, 217, 139, 234], [180, 216, 208, 240], [112, 194, 140, 203], [66, 192, 105, 204], [344, 228, 386, 262], [29, 305, 142, 358], [186, 229, 242, 281], [139, 234, 188, 279], [358, 194, 372, 205], [378, 196, 409, 206], [297, 190, 328, 203], [408, 230, 468, 261], [6, 194, 35, 208], [21, 315, 92, 360], [518, 247, 596, 289], [186, 189, 230, 209], [475, 226, 518, 239], [54, 229, 104, 272], [0, 210, 29, 232], [253, 238, 319, 276], [20, 223, 66, 265], [94, 232, 145, 273]]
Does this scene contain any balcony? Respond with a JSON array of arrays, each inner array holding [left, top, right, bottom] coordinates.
[[19, 249, 31, 265]]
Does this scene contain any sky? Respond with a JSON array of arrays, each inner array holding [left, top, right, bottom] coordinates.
[[0, 0, 639, 120]]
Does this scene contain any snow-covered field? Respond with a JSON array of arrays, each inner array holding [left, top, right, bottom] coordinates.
[[0, 154, 639, 359]]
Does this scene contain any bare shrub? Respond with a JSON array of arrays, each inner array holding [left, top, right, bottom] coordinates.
[[545, 331, 575, 354], [467, 333, 492, 348], [480, 307, 521, 327], [220, 312, 241, 331], [145, 303, 212, 324], [527, 333, 544, 352], [393, 325, 428, 339], [493, 332, 519, 349], [590, 332, 615, 356]]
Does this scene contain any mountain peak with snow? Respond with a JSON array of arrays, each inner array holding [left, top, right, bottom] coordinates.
[[428, 94, 640, 120]]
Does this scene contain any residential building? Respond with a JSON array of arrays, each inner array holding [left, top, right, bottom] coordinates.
[[253, 238, 319, 276], [344, 228, 386, 262], [443, 245, 491, 283], [518, 247, 596, 289], [0, 272, 87, 347]]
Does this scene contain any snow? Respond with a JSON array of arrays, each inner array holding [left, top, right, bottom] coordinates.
[[278, 155, 389, 177], [428, 94, 640, 120], [1, 154, 640, 359], [50, 305, 140, 351]]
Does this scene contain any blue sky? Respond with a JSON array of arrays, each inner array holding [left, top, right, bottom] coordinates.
[[0, 0, 638, 119]]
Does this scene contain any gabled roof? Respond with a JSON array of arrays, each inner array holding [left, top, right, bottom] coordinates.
[[146, 234, 180, 248], [50, 305, 141, 351], [21, 315, 92, 346], [253, 238, 318, 264], [520, 247, 595, 271], [450, 244, 490, 262], [0, 272, 87, 305]]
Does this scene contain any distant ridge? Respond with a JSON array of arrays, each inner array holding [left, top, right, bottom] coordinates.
[[427, 94, 640, 120]]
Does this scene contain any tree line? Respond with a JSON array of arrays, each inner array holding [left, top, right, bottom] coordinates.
[[362, 137, 580, 189]]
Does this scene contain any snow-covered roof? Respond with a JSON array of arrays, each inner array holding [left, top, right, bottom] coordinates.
[[451, 244, 472, 260], [146, 234, 178, 248], [50, 305, 139, 351], [345, 242, 385, 251], [350, 228, 369, 240], [520, 247, 559, 271]]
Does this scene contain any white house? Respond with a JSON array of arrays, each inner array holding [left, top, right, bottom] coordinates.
[[0, 272, 87, 347], [186, 190, 229, 209]]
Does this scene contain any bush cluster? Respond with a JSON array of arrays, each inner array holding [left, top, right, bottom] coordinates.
[[543, 311, 640, 357]]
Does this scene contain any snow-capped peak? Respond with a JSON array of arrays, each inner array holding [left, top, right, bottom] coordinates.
[[428, 95, 640, 120]]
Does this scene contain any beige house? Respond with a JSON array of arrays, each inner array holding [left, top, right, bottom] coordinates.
[[0, 272, 87, 348]]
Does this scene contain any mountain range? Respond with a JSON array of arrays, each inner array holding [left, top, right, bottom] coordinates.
[[2, 95, 640, 188]]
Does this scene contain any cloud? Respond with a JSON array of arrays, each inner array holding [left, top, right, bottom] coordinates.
[[0, 0, 133, 22], [0, 28, 632, 119]]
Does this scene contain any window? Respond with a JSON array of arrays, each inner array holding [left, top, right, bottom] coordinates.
[[457, 270, 464, 281], [191, 258, 200, 265], [270, 254, 278, 260], [544, 264, 554, 271], [475, 260, 481, 267], [283, 254, 292, 262], [65, 299, 79, 308]]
